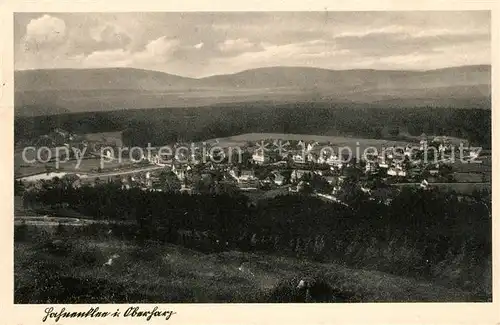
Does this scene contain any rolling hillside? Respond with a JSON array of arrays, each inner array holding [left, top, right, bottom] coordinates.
[[15, 68, 195, 91], [201, 65, 491, 90], [14, 65, 491, 116]]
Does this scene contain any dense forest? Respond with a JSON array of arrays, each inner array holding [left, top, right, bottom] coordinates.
[[15, 102, 491, 148], [19, 180, 492, 298]]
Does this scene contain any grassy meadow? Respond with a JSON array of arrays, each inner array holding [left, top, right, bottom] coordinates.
[[207, 133, 412, 152], [14, 224, 477, 304], [15, 156, 139, 178]]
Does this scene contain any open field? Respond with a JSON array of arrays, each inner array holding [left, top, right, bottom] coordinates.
[[453, 172, 491, 183], [392, 182, 492, 195], [15, 157, 140, 178], [241, 187, 291, 204], [81, 131, 124, 147], [14, 196, 136, 225], [14, 130, 126, 177], [14, 230, 476, 303], [207, 133, 413, 153], [14, 196, 38, 217], [78, 165, 165, 184], [451, 156, 492, 173]]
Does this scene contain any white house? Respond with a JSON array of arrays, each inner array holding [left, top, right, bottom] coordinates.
[[420, 179, 430, 189], [365, 161, 377, 173], [293, 154, 306, 164], [379, 161, 389, 168], [387, 166, 406, 177], [306, 142, 317, 152], [433, 136, 448, 143], [307, 153, 318, 163], [291, 169, 310, 182], [289, 181, 309, 193], [237, 170, 258, 184], [180, 184, 194, 194], [317, 153, 341, 167], [103, 149, 113, 159], [171, 164, 186, 181], [252, 151, 269, 164], [272, 172, 285, 186], [150, 153, 171, 167], [469, 149, 480, 159], [404, 145, 413, 157], [387, 168, 397, 176], [360, 186, 371, 194], [228, 168, 239, 180], [419, 139, 428, 151], [331, 185, 342, 195]]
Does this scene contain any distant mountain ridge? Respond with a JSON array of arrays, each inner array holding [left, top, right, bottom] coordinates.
[[14, 65, 491, 116], [200, 65, 491, 90], [15, 68, 195, 91]]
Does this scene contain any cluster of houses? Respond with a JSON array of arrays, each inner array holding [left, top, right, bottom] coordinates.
[[237, 136, 477, 201], [251, 136, 477, 178], [17, 131, 483, 207], [119, 136, 452, 203]]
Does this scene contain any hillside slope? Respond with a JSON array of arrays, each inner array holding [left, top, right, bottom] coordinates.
[[15, 237, 478, 303], [14, 65, 491, 116]]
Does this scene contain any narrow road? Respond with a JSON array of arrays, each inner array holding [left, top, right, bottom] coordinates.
[[15, 215, 135, 227], [392, 182, 491, 186]]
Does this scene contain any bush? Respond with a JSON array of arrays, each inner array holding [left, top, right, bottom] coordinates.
[[266, 275, 358, 303], [14, 223, 28, 242], [35, 238, 74, 257]]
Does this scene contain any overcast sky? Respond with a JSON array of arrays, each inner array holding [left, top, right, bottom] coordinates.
[[14, 11, 491, 78]]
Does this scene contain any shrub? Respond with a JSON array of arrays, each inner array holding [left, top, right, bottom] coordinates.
[[14, 223, 28, 242]]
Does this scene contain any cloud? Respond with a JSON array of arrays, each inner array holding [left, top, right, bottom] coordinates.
[[89, 24, 131, 49], [22, 15, 66, 53], [144, 36, 178, 56], [81, 49, 131, 67], [333, 30, 490, 57], [218, 38, 261, 53], [206, 32, 489, 76], [207, 40, 350, 75], [335, 25, 487, 38], [78, 36, 180, 68], [351, 41, 491, 71], [14, 12, 491, 77], [135, 36, 180, 66], [25, 14, 66, 44]]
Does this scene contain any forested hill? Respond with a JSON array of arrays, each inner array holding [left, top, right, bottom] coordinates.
[[14, 102, 491, 149], [14, 65, 490, 116]]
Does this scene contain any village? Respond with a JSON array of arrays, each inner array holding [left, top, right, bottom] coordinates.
[[16, 129, 488, 207]]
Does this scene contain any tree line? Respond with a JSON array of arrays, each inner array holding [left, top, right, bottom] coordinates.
[[15, 103, 491, 148]]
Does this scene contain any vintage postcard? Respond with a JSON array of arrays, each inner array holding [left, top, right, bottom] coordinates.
[[1, 1, 499, 324]]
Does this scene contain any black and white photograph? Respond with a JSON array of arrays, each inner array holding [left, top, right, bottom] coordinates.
[[12, 10, 493, 307]]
